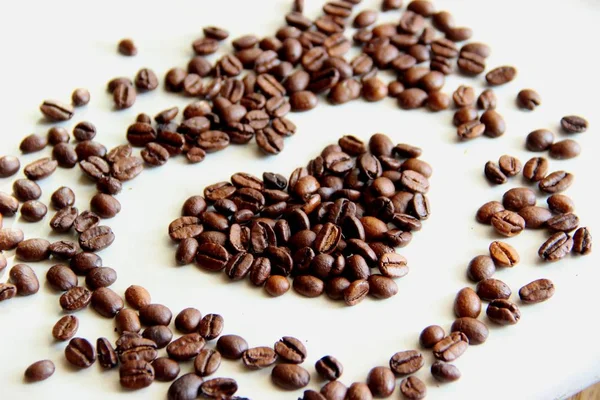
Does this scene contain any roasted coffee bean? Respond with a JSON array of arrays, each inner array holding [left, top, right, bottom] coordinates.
[[47, 264, 78, 291], [71, 88, 90, 106], [79, 156, 110, 181], [487, 299, 521, 325], [242, 346, 278, 370], [127, 123, 157, 147], [549, 139, 581, 160], [431, 361, 461, 383], [225, 251, 254, 280], [51, 186, 75, 210], [458, 51, 485, 75], [48, 240, 77, 260], [40, 100, 74, 121], [489, 241, 519, 267], [486, 66, 516, 85], [60, 286, 92, 312], [368, 274, 398, 299], [484, 161, 506, 184], [491, 210, 525, 237], [20, 200, 47, 222], [142, 326, 173, 349], [0, 283, 17, 301], [90, 194, 121, 219], [519, 278, 555, 304], [517, 206, 552, 229], [498, 155, 522, 177], [75, 141, 107, 161], [453, 107, 477, 127], [176, 238, 199, 265], [477, 89, 496, 110], [398, 88, 428, 109], [50, 206, 78, 233], [265, 274, 290, 296], [85, 266, 117, 289], [344, 279, 369, 306], [200, 378, 238, 398], [13, 179, 41, 201], [120, 360, 155, 390], [272, 363, 310, 390], [523, 157, 549, 182], [516, 89, 541, 110], [561, 115, 588, 134], [0, 193, 19, 217], [167, 333, 206, 361], [476, 278, 511, 301], [139, 303, 172, 326], [113, 83, 136, 109], [16, 238, 50, 262], [115, 309, 142, 334], [290, 91, 318, 111], [389, 350, 424, 375], [453, 85, 475, 107], [79, 226, 115, 252], [107, 77, 133, 93], [293, 275, 325, 297], [65, 337, 96, 368], [72, 121, 96, 141], [111, 156, 143, 181], [52, 315, 79, 341], [457, 120, 485, 140], [546, 212, 579, 232], [432, 332, 468, 362], [19, 133, 48, 154], [274, 336, 306, 363], [24, 360, 55, 382], [72, 211, 100, 234], [216, 334, 248, 360], [502, 187, 536, 211], [400, 376, 427, 400], [151, 357, 180, 382], [454, 287, 481, 318], [547, 194, 574, 214], [378, 252, 408, 278], [96, 337, 118, 369], [193, 348, 221, 377], [313, 355, 343, 381], [141, 143, 169, 166], [198, 313, 224, 341], [117, 38, 137, 56], [170, 217, 203, 241], [539, 232, 573, 261], [91, 287, 123, 317], [0, 155, 20, 177], [539, 171, 574, 194], [70, 252, 102, 275], [573, 227, 592, 255], [24, 157, 58, 181], [526, 129, 554, 152], [167, 373, 204, 400], [366, 366, 395, 397], [480, 109, 506, 137], [117, 335, 159, 363], [451, 317, 488, 345], [124, 285, 151, 310]]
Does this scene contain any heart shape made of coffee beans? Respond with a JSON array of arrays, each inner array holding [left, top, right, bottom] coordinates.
[[0, 0, 596, 399]]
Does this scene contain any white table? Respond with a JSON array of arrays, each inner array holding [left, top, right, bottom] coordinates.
[[0, 0, 598, 398]]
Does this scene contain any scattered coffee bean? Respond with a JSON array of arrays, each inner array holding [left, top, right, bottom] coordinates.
[[539, 232, 573, 261], [65, 337, 96, 368], [549, 139, 581, 160], [431, 361, 461, 382], [194, 348, 222, 377], [486, 299, 521, 325], [389, 350, 424, 375], [419, 325, 445, 349], [52, 315, 79, 341], [217, 334, 248, 360], [517, 89, 541, 110], [153, 357, 180, 382], [46, 264, 78, 291], [242, 346, 278, 370], [454, 287, 481, 318], [523, 157, 549, 182], [272, 363, 310, 390], [572, 227, 592, 255], [400, 376, 427, 400], [561, 115, 588, 134], [451, 317, 489, 345], [539, 171, 574, 194], [24, 360, 55, 382], [547, 194, 575, 214]]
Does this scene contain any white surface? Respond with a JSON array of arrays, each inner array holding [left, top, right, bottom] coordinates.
[[0, 0, 599, 399]]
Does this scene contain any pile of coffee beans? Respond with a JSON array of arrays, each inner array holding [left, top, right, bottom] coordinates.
[[0, 0, 593, 399], [171, 133, 429, 305]]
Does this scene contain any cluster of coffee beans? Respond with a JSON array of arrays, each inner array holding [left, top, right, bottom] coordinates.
[[171, 133, 429, 306]]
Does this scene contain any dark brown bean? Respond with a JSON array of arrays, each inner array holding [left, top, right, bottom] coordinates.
[[46, 264, 78, 291], [52, 315, 79, 341], [217, 334, 248, 360], [194, 348, 221, 377], [573, 227, 592, 255], [561, 115, 588, 134], [389, 350, 424, 375], [400, 376, 427, 400], [476, 278, 512, 301], [432, 332, 468, 362], [476, 201, 505, 224], [242, 346, 278, 369], [272, 364, 310, 390], [65, 337, 96, 368], [451, 317, 489, 345]]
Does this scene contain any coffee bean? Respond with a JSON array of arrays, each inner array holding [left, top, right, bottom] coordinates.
[[51, 143, 76, 168], [419, 325, 445, 349], [90, 193, 121, 219], [426, 91, 451, 111], [217, 334, 248, 360], [0, 156, 20, 177], [91, 287, 123, 317], [52, 315, 79, 341], [70, 88, 90, 106], [72, 211, 100, 234], [451, 317, 489, 345], [344, 279, 369, 306], [20, 134, 47, 154], [454, 287, 481, 318], [50, 186, 75, 210], [194, 348, 221, 377], [477, 89, 496, 110], [117, 334, 158, 363], [65, 337, 96, 368], [20, 200, 47, 222], [547, 212, 579, 232], [142, 143, 170, 166], [573, 227, 592, 255], [491, 210, 525, 237], [561, 115, 588, 134], [272, 364, 310, 390], [115, 309, 142, 334], [502, 187, 536, 211], [40, 100, 74, 121], [457, 120, 485, 140], [0, 193, 19, 217], [480, 109, 506, 137], [498, 155, 522, 177], [168, 373, 204, 400], [24, 360, 55, 382], [265, 274, 290, 296], [242, 346, 278, 369], [152, 357, 180, 382], [525, 129, 554, 152], [70, 252, 102, 275], [517, 278, 555, 304], [539, 171, 574, 194], [389, 350, 424, 376], [113, 83, 136, 109], [142, 326, 173, 349], [24, 157, 58, 181], [453, 85, 475, 107], [139, 303, 172, 326], [458, 51, 486, 75], [204, 26, 229, 40], [486, 66, 516, 85], [539, 231, 574, 262], [273, 336, 306, 364], [400, 376, 427, 400], [523, 157, 549, 182], [46, 264, 78, 291], [200, 377, 238, 398], [79, 226, 115, 252], [117, 38, 137, 56], [549, 139, 581, 159], [488, 237, 521, 263], [12, 179, 41, 202], [365, 366, 395, 397], [476, 278, 511, 301], [431, 361, 461, 383], [174, 308, 202, 334], [60, 286, 92, 312], [0, 283, 17, 301], [432, 332, 468, 361], [96, 337, 118, 369], [75, 140, 107, 161], [50, 206, 78, 233], [16, 238, 50, 262], [453, 107, 477, 127], [486, 299, 521, 325], [120, 360, 155, 390], [398, 88, 428, 109], [517, 89, 541, 110], [517, 206, 552, 229], [484, 161, 507, 184], [167, 333, 206, 361]]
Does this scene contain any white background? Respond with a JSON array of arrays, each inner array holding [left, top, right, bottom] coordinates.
[[0, 0, 599, 399]]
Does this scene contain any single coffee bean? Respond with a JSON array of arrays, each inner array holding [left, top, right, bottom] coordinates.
[[457, 120, 485, 140], [477, 89, 496, 110], [486, 66, 516, 85], [272, 364, 310, 390], [539, 171, 574, 194], [242, 346, 278, 370], [467, 255, 496, 282], [79, 226, 115, 252], [217, 334, 248, 360], [117, 334, 158, 363], [499, 155, 522, 177], [73, 121, 96, 141], [453, 85, 475, 107], [476, 278, 512, 301], [453, 107, 478, 127], [117, 38, 137, 56], [91, 287, 124, 318], [85, 266, 117, 290], [502, 187, 536, 211], [398, 88, 428, 109], [274, 336, 306, 363], [198, 313, 224, 340], [519, 279, 555, 304], [517, 89, 541, 110], [389, 350, 424, 375], [561, 115, 588, 134], [115, 309, 142, 334], [518, 206, 553, 229], [293, 275, 325, 297], [48, 240, 77, 260], [0, 283, 17, 301], [70, 252, 102, 275], [40, 100, 74, 121], [24, 157, 58, 181], [139, 303, 172, 326], [50, 186, 75, 209], [486, 299, 521, 325], [200, 378, 238, 398], [432, 332, 469, 362], [141, 143, 169, 166], [480, 109, 506, 137], [451, 317, 489, 345], [113, 83, 136, 109], [65, 337, 96, 368], [458, 51, 486, 75], [97, 337, 118, 369], [431, 361, 461, 382], [265, 275, 290, 296], [523, 157, 549, 182], [175, 308, 202, 333], [454, 287, 481, 318], [13, 179, 42, 201], [24, 360, 55, 382], [491, 210, 525, 237], [90, 193, 121, 218], [525, 129, 554, 152], [0, 156, 20, 177], [142, 326, 173, 349], [194, 348, 221, 377], [484, 161, 507, 184], [71, 88, 90, 106], [0, 194, 19, 217], [167, 333, 206, 361], [120, 360, 155, 390], [539, 232, 573, 261], [52, 315, 79, 341], [314, 355, 343, 381], [547, 194, 575, 214], [167, 373, 204, 400], [573, 227, 592, 255], [60, 286, 92, 312], [419, 325, 445, 349], [15, 238, 50, 262], [50, 206, 78, 233], [111, 156, 144, 181], [153, 357, 180, 382], [549, 139, 581, 160], [400, 376, 427, 400], [46, 264, 78, 291], [546, 212, 579, 232], [20, 200, 47, 222], [366, 366, 395, 397]]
